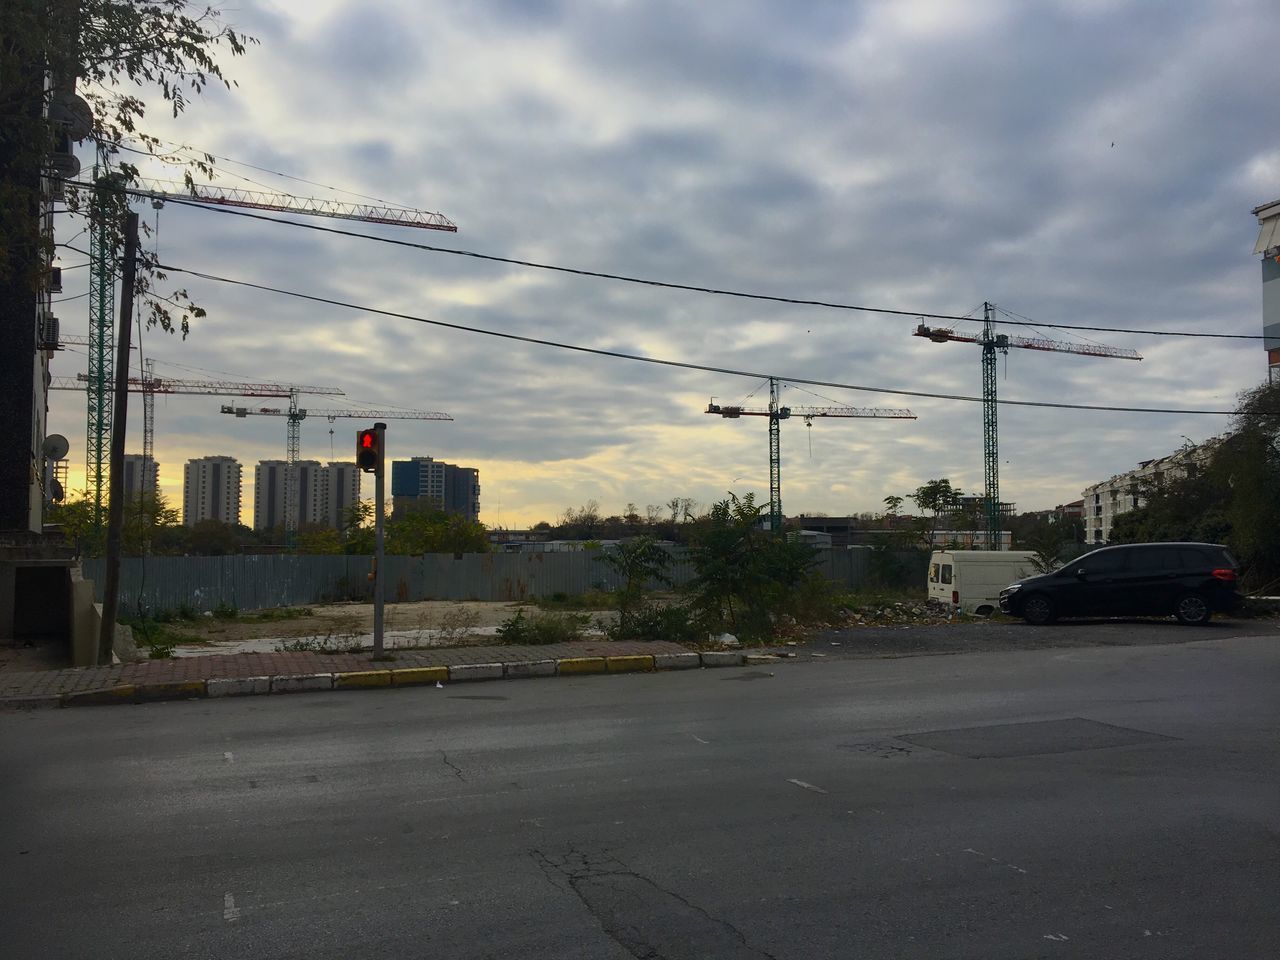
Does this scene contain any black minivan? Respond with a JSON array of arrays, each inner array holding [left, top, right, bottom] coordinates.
[[999, 542, 1241, 625]]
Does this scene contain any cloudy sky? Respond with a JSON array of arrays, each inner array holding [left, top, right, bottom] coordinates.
[[53, 0, 1279, 528]]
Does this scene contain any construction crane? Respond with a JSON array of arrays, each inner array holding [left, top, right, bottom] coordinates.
[[914, 303, 1142, 549], [51, 370, 343, 552], [75, 173, 457, 534], [706, 377, 916, 533], [220, 402, 454, 541]]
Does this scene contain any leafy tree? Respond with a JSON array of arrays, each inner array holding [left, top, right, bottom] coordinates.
[[296, 526, 343, 555], [684, 493, 818, 641], [597, 536, 673, 638], [910, 478, 962, 547], [187, 518, 239, 555], [387, 508, 488, 555], [1107, 382, 1280, 591], [2, 0, 256, 330], [882, 495, 903, 517]]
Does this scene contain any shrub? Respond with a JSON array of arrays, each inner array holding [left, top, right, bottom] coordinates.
[[496, 610, 589, 645], [603, 602, 699, 643]]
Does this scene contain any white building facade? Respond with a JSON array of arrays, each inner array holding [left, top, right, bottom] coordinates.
[[182, 456, 242, 527], [121, 454, 159, 502], [255, 460, 359, 531], [1081, 438, 1222, 544]]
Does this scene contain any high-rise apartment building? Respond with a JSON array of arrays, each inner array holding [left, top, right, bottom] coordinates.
[[255, 460, 360, 531], [1081, 438, 1222, 544], [121, 454, 159, 502], [182, 456, 242, 527], [391, 456, 480, 522]]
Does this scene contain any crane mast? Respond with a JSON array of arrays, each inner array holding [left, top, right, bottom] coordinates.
[[74, 174, 455, 535], [914, 303, 1142, 549], [706, 377, 916, 533]]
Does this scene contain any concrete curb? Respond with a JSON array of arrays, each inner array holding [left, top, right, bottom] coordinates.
[[1, 648, 750, 710]]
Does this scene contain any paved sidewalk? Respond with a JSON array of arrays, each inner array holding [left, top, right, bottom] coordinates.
[[0, 640, 706, 705]]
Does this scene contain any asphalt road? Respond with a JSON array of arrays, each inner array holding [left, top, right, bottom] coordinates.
[[2, 625, 1278, 959]]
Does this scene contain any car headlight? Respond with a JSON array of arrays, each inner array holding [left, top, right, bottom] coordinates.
[[1003, 583, 1022, 593]]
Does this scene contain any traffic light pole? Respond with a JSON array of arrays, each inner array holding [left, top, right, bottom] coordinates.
[[372, 422, 387, 659]]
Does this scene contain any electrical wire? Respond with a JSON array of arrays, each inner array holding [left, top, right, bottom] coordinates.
[[150, 195, 1269, 341], [156, 261, 1262, 417]]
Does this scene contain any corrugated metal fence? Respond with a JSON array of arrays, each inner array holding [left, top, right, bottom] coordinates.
[[83, 548, 927, 614]]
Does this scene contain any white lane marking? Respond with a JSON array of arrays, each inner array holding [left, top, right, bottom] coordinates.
[[963, 847, 1028, 874], [223, 892, 240, 922], [786, 778, 828, 795], [689, 734, 710, 745], [1042, 933, 1069, 942], [223, 752, 234, 763]]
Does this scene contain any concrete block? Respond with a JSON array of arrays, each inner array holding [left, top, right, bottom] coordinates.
[[448, 663, 504, 682], [606, 655, 654, 673], [62, 684, 136, 706], [700, 651, 745, 668], [334, 670, 392, 689], [207, 676, 271, 698], [391, 666, 449, 686], [654, 652, 701, 670], [744, 654, 781, 665], [133, 680, 206, 701], [557, 657, 607, 675], [505, 659, 556, 679], [271, 673, 334, 694]]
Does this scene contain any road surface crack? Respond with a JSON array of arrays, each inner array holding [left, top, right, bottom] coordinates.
[[531, 847, 778, 959], [440, 750, 467, 782]]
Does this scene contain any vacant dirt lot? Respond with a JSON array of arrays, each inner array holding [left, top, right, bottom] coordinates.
[[163, 599, 566, 645]]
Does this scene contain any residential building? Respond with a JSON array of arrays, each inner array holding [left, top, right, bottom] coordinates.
[[320, 461, 361, 530], [254, 460, 360, 531], [391, 457, 480, 522], [121, 454, 159, 502], [1081, 438, 1223, 543], [1252, 197, 1280, 382], [183, 456, 242, 527]]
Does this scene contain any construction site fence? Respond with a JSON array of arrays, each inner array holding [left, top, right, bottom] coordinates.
[[82, 547, 929, 615]]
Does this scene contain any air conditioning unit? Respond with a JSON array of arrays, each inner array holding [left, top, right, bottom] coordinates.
[[39, 312, 59, 351]]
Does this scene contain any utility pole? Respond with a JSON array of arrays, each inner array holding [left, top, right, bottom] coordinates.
[[371, 422, 387, 659], [99, 210, 138, 664]]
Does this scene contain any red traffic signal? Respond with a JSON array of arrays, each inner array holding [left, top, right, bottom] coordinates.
[[356, 427, 381, 473]]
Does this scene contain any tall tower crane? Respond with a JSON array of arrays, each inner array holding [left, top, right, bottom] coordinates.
[[706, 377, 916, 533], [51, 372, 343, 552], [220, 403, 454, 540], [75, 174, 456, 533], [914, 302, 1142, 549]]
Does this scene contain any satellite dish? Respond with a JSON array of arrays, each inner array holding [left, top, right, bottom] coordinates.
[[42, 434, 69, 460], [51, 478, 65, 503]]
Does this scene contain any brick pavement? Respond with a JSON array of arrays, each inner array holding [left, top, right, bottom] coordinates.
[[0, 640, 694, 700]]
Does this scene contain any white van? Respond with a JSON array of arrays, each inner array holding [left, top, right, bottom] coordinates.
[[927, 550, 1039, 616]]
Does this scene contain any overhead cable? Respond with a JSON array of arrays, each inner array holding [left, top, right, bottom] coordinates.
[[156, 262, 1255, 416]]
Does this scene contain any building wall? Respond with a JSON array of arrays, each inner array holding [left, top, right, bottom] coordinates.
[[121, 455, 158, 502], [390, 457, 480, 522], [183, 456, 242, 527], [255, 460, 359, 531], [1263, 256, 1280, 381], [322, 462, 360, 530], [1081, 439, 1221, 543]]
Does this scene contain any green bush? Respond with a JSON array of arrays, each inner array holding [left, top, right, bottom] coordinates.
[[213, 602, 239, 620], [533, 589, 616, 611], [496, 609, 589, 645], [603, 602, 700, 643]]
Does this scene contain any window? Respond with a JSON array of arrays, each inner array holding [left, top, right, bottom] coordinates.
[[1076, 550, 1127, 574], [1125, 546, 1183, 571], [929, 563, 940, 583], [940, 564, 953, 585]]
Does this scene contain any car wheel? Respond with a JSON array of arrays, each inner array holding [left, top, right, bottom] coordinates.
[[1022, 594, 1056, 625], [1174, 592, 1211, 625]]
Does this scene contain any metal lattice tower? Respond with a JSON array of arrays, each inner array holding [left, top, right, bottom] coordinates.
[[706, 383, 916, 535], [768, 378, 783, 532], [980, 303, 1005, 551], [914, 306, 1142, 549], [86, 159, 116, 533], [283, 391, 303, 546], [141, 358, 156, 553]]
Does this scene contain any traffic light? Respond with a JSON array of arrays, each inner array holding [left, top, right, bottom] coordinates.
[[356, 427, 380, 473]]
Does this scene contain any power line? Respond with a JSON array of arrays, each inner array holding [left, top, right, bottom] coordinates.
[[156, 261, 1255, 416], [153, 195, 1269, 342]]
